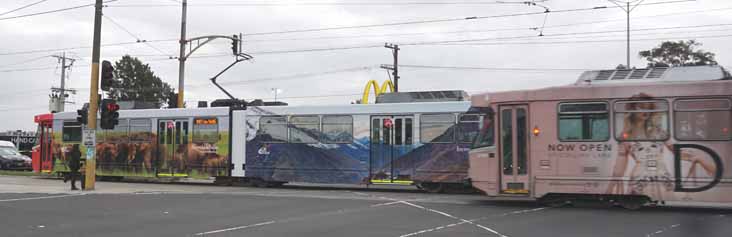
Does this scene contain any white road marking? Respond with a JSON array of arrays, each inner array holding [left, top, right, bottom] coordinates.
[[397, 201, 509, 237], [371, 200, 402, 207], [646, 213, 729, 237], [195, 199, 405, 235], [398, 206, 549, 237], [194, 221, 276, 236], [0, 193, 85, 202]]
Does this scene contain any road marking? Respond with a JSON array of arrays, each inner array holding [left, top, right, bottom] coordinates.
[[371, 200, 402, 207], [645, 213, 729, 237], [398, 206, 549, 237], [0, 193, 86, 202], [397, 201, 509, 237], [195, 221, 276, 236]]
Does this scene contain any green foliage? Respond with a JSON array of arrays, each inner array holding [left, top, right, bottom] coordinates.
[[108, 55, 175, 107], [638, 40, 718, 67]]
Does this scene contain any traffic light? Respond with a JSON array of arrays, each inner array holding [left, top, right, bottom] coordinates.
[[231, 35, 238, 55], [76, 107, 88, 125], [100, 99, 120, 129], [100, 60, 114, 91]]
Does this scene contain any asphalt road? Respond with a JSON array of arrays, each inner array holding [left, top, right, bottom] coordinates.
[[1, 176, 731, 237]]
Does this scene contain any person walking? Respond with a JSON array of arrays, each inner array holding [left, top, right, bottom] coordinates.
[[67, 144, 82, 190]]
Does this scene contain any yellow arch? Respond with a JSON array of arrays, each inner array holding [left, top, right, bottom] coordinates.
[[362, 80, 395, 104]]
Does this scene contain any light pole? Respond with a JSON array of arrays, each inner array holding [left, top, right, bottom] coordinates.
[[607, 0, 646, 68], [271, 88, 282, 102]]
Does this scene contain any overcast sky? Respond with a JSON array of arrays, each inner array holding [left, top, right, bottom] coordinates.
[[1, 0, 731, 131]]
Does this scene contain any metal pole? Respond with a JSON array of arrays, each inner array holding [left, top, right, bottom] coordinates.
[[59, 52, 66, 112], [626, 1, 630, 68], [177, 0, 187, 108], [393, 45, 399, 92], [85, 0, 103, 190]]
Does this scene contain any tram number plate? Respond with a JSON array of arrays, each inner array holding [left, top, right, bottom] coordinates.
[[82, 130, 96, 147]]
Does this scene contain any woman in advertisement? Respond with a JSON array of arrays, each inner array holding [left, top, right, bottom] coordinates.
[[606, 93, 717, 201]]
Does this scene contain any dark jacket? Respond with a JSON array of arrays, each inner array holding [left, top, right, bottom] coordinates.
[[68, 145, 82, 171]]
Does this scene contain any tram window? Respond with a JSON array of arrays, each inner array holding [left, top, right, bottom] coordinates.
[[289, 116, 320, 144], [130, 119, 152, 142], [558, 102, 610, 141], [421, 114, 455, 143], [614, 100, 670, 141], [371, 118, 380, 144], [193, 118, 219, 143], [182, 122, 189, 144], [175, 122, 182, 144], [472, 114, 495, 148], [458, 114, 481, 143], [395, 118, 403, 145], [322, 116, 353, 144], [62, 122, 82, 142], [260, 116, 287, 143], [158, 122, 166, 144], [674, 99, 732, 141], [405, 118, 413, 145]]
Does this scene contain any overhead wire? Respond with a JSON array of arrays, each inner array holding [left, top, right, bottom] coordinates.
[[0, 55, 51, 68], [0, 0, 704, 57], [234, 0, 696, 36], [0, 0, 118, 21], [102, 14, 175, 57], [0, 0, 50, 17], [109, 0, 553, 7]]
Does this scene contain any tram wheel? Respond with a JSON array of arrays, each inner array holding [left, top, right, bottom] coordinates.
[[417, 182, 444, 193]]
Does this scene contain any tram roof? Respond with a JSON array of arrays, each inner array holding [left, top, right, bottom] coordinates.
[[472, 66, 732, 105], [50, 101, 472, 121]]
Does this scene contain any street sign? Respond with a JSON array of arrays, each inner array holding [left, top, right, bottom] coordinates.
[[86, 148, 94, 161], [82, 129, 96, 147]]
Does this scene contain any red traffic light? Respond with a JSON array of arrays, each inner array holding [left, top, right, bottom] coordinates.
[[106, 103, 119, 111]]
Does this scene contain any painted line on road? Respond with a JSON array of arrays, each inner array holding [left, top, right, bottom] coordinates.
[[194, 221, 276, 236], [0, 193, 86, 202], [398, 206, 549, 237], [645, 213, 730, 237], [398, 201, 509, 237], [196, 199, 405, 236]]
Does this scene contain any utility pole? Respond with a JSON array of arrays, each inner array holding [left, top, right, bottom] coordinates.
[[84, 0, 104, 190], [381, 43, 400, 92], [177, 0, 187, 108], [51, 52, 76, 112], [607, 0, 645, 68]]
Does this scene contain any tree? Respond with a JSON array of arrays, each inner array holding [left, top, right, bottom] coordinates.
[[639, 40, 717, 67], [108, 55, 175, 107]]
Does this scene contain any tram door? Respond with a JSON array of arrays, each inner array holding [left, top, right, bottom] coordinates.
[[38, 122, 54, 172], [498, 105, 530, 194], [157, 120, 189, 177], [370, 116, 414, 184]]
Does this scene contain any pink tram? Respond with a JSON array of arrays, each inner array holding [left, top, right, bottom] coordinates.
[[468, 65, 732, 208]]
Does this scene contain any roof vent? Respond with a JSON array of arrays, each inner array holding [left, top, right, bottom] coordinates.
[[647, 67, 667, 78], [595, 70, 614, 80], [628, 69, 649, 79], [612, 70, 631, 80], [577, 65, 726, 84], [376, 90, 469, 103]]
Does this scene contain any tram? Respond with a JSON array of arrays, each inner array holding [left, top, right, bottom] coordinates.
[[32, 90, 487, 192], [468, 65, 732, 208]]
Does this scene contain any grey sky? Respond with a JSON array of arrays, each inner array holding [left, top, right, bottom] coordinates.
[[1, 0, 731, 131]]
